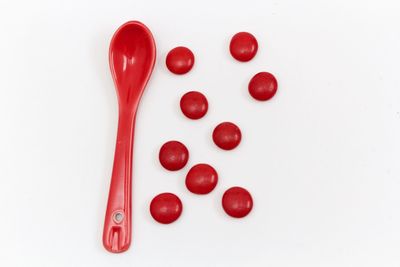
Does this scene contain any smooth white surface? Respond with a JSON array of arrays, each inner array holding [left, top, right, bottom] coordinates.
[[1, 0, 400, 266]]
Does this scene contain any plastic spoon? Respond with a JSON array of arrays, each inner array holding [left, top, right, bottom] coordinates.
[[103, 21, 156, 253]]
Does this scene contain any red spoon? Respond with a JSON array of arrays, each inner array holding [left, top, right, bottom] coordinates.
[[103, 21, 156, 253]]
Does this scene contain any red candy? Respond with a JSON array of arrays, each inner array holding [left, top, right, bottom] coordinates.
[[229, 32, 258, 62], [212, 122, 242, 150], [185, 164, 218, 194], [152, 30, 269, 224], [222, 187, 253, 218], [248, 72, 278, 101], [166, 46, 195, 74], [180, 91, 208, 120], [150, 193, 183, 224], [159, 141, 189, 171]]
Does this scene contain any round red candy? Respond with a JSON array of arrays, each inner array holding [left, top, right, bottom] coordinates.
[[248, 72, 278, 101], [159, 141, 189, 171], [166, 46, 195, 74], [212, 122, 242, 150], [222, 187, 253, 218], [229, 32, 258, 62], [180, 91, 208, 120], [150, 193, 183, 224], [185, 164, 218, 194]]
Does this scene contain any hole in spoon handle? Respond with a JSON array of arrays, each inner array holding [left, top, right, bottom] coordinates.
[[113, 211, 124, 223]]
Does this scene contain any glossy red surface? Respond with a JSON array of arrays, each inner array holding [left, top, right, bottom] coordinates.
[[159, 141, 189, 171], [150, 193, 183, 224], [166, 46, 194, 74], [222, 187, 253, 218], [212, 122, 242, 150], [180, 91, 208, 120], [248, 72, 278, 101], [103, 21, 156, 253], [185, 164, 218, 194], [229, 32, 258, 62]]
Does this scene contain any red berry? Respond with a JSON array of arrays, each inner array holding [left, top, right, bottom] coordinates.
[[229, 32, 258, 62], [222, 187, 253, 218], [185, 164, 218, 194], [212, 122, 242, 150], [248, 72, 278, 101], [166, 46, 195, 74], [159, 141, 189, 171], [180, 91, 208, 120], [150, 193, 183, 224]]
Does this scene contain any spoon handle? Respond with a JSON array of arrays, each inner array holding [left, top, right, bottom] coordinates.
[[103, 110, 135, 253]]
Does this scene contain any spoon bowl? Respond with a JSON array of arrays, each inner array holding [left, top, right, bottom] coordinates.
[[110, 22, 156, 107]]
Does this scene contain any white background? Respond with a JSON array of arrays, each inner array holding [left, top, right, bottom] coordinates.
[[1, 0, 400, 266]]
